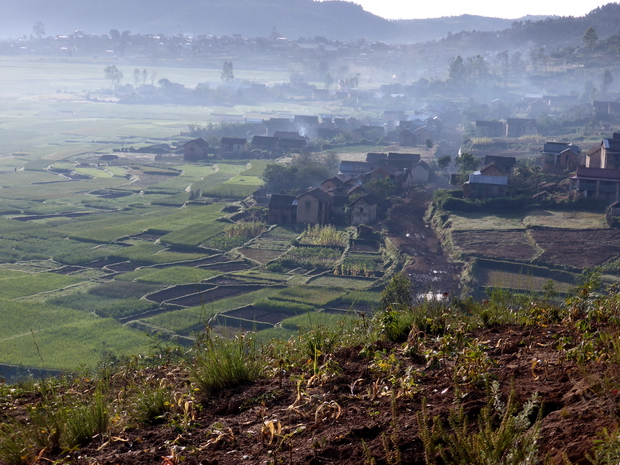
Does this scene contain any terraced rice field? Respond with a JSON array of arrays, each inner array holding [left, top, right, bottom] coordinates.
[[0, 157, 386, 371]]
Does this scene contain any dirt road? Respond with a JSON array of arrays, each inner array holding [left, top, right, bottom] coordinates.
[[384, 189, 461, 296]]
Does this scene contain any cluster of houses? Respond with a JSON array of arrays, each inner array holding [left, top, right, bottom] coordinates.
[[475, 118, 537, 138], [266, 152, 429, 226], [456, 155, 516, 199], [182, 111, 442, 160], [454, 133, 620, 203], [570, 133, 620, 201]]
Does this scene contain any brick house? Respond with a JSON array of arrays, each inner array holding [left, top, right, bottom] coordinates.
[[267, 194, 296, 224], [183, 138, 210, 161], [295, 188, 333, 225], [221, 137, 247, 153], [349, 194, 378, 226]]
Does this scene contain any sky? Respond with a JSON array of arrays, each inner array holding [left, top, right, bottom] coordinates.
[[354, 0, 610, 20]]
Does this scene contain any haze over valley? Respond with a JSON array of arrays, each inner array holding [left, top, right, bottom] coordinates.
[[2, 3, 620, 464]]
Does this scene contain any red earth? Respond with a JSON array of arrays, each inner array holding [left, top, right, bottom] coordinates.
[[5, 321, 618, 465]]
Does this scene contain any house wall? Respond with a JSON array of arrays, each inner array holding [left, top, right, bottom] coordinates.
[[522, 122, 537, 136], [268, 207, 295, 224], [464, 183, 507, 199], [571, 178, 620, 201], [350, 202, 377, 226], [480, 165, 504, 176], [321, 180, 339, 192], [296, 195, 329, 225], [586, 149, 602, 168], [399, 131, 416, 147], [410, 165, 429, 183], [602, 148, 620, 170], [184, 142, 207, 160]]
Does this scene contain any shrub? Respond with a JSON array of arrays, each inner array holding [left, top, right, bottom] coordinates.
[[131, 380, 174, 425], [188, 333, 262, 398], [299, 225, 348, 247], [418, 382, 541, 465]]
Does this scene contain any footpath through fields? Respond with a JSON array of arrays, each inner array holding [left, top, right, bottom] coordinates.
[[385, 189, 461, 296]]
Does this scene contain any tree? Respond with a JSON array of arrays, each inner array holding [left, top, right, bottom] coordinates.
[[221, 61, 234, 82], [133, 68, 141, 87], [425, 139, 434, 149], [467, 54, 489, 85], [32, 22, 45, 39], [455, 152, 480, 174], [141, 69, 147, 86], [109, 29, 121, 41], [103, 65, 123, 90], [583, 26, 598, 49], [602, 69, 614, 95], [379, 272, 412, 311], [365, 178, 398, 200], [511, 51, 525, 76], [448, 55, 467, 88], [437, 155, 451, 172], [324, 72, 334, 89], [158, 78, 172, 89]]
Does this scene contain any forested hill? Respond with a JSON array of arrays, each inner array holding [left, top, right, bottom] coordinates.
[[430, 3, 620, 53], [2, 0, 620, 46], [2, 0, 533, 42]]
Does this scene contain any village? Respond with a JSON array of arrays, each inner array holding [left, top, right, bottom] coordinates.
[[176, 109, 620, 230]]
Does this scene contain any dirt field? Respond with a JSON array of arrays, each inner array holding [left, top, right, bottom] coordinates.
[[532, 229, 620, 269], [222, 305, 291, 324], [145, 283, 216, 304], [451, 230, 538, 261]]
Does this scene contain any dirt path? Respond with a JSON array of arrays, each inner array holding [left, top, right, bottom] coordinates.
[[384, 189, 461, 296]]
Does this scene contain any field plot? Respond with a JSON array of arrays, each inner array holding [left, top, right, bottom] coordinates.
[[253, 297, 315, 314], [160, 221, 228, 249], [213, 313, 273, 331], [478, 268, 574, 293], [448, 212, 526, 230], [114, 266, 221, 285], [522, 210, 607, 229], [144, 283, 217, 304], [280, 311, 356, 330], [279, 246, 343, 268], [307, 275, 377, 290], [165, 285, 263, 307], [531, 229, 620, 269], [238, 247, 286, 264], [57, 203, 227, 242], [221, 306, 291, 325], [339, 252, 384, 277], [0, 317, 150, 370], [269, 286, 345, 307], [143, 287, 281, 334], [0, 272, 84, 299], [451, 230, 537, 261]]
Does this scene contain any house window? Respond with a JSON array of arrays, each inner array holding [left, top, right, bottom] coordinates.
[[305, 201, 311, 210]]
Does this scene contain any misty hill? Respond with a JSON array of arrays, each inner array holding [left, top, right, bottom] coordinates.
[[3, 0, 536, 42], [430, 3, 620, 53]]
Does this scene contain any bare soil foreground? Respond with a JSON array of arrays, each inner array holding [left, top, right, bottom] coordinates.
[[5, 304, 620, 465]]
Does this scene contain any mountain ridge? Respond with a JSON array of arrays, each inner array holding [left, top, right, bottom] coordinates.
[[0, 0, 556, 42]]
